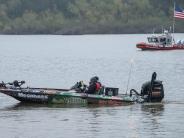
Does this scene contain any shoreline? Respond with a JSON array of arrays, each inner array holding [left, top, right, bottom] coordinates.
[[0, 32, 184, 35]]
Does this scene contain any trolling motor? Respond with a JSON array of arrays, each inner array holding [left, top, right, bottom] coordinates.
[[0, 81, 6, 88], [7, 80, 25, 88], [0, 80, 25, 89], [12, 80, 25, 88], [130, 72, 164, 103]]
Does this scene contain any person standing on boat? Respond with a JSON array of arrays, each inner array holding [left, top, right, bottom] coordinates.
[[85, 76, 102, 94]]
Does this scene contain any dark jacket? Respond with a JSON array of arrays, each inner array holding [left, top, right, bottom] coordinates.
[[85, 82, 96, 94], [85, 82, 101, 94]]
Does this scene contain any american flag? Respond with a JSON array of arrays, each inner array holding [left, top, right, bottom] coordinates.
[[174, 5, 184, 19]]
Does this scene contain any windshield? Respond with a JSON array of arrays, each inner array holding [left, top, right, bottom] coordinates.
[[160, 37, 166, 43], [148, 37, 159, 43]]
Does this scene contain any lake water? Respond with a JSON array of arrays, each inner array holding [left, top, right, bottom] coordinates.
[[0, 34, 184, 138]]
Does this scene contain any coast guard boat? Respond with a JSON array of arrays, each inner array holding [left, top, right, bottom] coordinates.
[[136, 30, 184, 50]]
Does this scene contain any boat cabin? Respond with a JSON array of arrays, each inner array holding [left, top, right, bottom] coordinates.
[[147, 30, 172, 46]]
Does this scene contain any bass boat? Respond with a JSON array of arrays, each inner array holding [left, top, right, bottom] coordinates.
[[0, 72, 164, 105]]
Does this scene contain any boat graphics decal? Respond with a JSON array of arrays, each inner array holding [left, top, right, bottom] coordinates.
[[18, 92, 48, 100], [51, 96, 86, 104]]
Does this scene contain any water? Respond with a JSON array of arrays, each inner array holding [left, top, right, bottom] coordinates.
[[0, 34, 184, 138]]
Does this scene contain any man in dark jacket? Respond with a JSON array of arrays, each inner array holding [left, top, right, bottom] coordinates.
[[85, 76, 101, 94]]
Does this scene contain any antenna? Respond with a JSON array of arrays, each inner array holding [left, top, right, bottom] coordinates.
[[173, 2, 176, 44], [152, 28, 155, 34], [161, 26, 163, 34]]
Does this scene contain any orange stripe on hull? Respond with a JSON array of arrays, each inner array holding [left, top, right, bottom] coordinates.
[[136, 43, 184, 50]]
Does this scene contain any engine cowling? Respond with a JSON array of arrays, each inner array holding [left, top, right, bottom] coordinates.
[[141, 80, 164, 102], [130, 72, 164, 103]]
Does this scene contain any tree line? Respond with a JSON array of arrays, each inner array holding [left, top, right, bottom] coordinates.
[[0, 0, 184, 34]]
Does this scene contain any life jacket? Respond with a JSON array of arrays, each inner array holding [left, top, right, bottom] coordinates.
[[95, 82, 101, 91]]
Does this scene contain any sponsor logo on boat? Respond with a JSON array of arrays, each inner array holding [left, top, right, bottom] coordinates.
[[18, 92, 48, 100], [52, 97, 86, 104], [65, 97, 86, 104]]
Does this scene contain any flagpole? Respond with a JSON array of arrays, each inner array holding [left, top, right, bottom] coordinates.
[[173, 2, 175, 44]]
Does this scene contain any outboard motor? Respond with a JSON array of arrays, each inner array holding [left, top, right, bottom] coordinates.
[[130, 72, 164, 103], [141, 72, 164, 102]]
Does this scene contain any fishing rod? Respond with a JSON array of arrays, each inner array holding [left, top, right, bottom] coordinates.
[[125, 58, 134, 94]]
